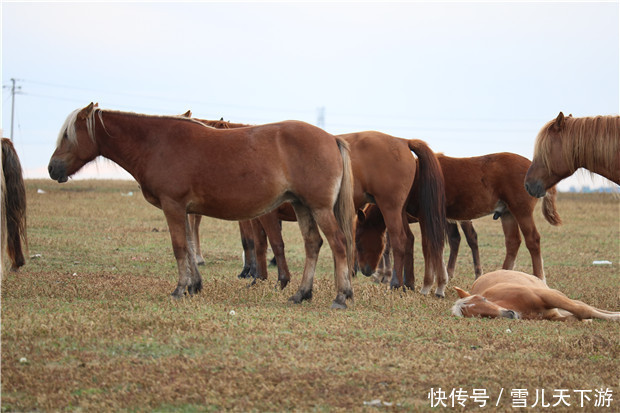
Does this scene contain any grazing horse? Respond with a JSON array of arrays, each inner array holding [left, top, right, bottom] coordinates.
[[356, 153, 562, 282], [452, 270, 620, 321], [357, 206, 482, 280], [48, 103, 356, 309], [525, 112, 620, 197], [1, 138, 27, 272], [188, 118, 449, 296]]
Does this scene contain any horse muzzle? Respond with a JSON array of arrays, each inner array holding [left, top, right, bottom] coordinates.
[[524, 180, 546, 198], [361, 264, 375, 277], [48, 159, 68, 183], [500, 309, 520, 319]]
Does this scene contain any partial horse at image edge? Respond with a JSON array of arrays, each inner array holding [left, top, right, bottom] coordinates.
[[452, 270, 620, 322], [1, 138, 27, 273], [525, 112, 620, 198]]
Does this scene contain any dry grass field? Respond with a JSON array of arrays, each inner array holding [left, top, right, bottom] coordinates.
[[2, 179, 619, 412]]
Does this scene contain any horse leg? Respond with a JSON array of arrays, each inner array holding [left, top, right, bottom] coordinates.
[[163, 204, 202, 298], [460, 221, 482, 279], [514, 215, 544, 281], [258, 211, 292, 289], [537, 289, 620, 321], [419, 219, 448, 298], [188, 213, 205, 265], [237, 221, 256, 279], [250, 218, 269, 281], [500, 213, 521, 272], [313, 207, 354, 309], [289, 204, 323, 304], [375, 234, 392, 283], [446, 222, 461, 280], [380, 208, 410, 290]]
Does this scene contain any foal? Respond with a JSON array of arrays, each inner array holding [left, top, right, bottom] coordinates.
[[452, 270, 620, 321]]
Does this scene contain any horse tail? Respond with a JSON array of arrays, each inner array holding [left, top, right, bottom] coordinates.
[[334, 137, 356, 275], [407, 139, 447, 254], [542, 185, 562, 226], [1, 138, 27, 271]]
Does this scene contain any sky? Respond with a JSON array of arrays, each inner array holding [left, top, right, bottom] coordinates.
[[1, 1, 619, 191]]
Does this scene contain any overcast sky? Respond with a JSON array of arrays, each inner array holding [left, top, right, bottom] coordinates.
[[2, 1, 618, 190]]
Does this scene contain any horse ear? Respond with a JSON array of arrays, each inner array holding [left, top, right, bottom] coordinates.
[[454, 287, 470, 298], [181, 110, 192, 118], [552, 112, 565, 131], [78, 102, 96, 120], [357, 209, 366, 224]]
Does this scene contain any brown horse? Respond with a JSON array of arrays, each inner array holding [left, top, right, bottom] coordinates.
[[357, 208, 482, 280], [48, 103, 356, 308], [2, 138, 27, 272], [188, 118, 449, 296], [183, 115, 300, 288], [452, 270, 620, 321], [357, 152, 562, 282], [525, 112, 620, 197]]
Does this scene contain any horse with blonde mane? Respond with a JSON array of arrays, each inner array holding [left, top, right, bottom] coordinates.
[[452, 270, 620, 321], [2, 138, 27, 272], [525, 112, 620, 198], [49, 103, 356, 308]]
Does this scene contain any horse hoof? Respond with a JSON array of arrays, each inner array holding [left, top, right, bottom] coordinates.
[[331, 300, 347, 310], [289, 289, 312, 304], [279, 279, 289, 290], [170, 288, 185, 299], [435, 293, 445, 299]]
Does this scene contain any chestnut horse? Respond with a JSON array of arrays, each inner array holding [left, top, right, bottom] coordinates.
[[525, 112, 620, 197], [183, 115, 299, 287], [452, 270, 620, 321], [2, 138, 27, 272], [188, 118, 449, 296], [357, 153, 562, 282], [357, 208, 482, 280], [49, 103, 356, 308]]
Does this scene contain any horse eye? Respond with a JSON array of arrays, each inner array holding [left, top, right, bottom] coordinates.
[[482, 297, 487, 302]]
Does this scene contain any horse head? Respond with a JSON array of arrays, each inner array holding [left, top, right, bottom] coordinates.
[[48, 102, 100, 183], [355, 205, 386, 276], [451, 287, 520, 319], [525, 112, 572, 198]]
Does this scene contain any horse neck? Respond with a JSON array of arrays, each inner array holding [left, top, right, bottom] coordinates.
[[92, 111, 168, 180]]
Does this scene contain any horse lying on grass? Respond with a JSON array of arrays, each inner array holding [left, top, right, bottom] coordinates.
[[452, 270, 620, 321]]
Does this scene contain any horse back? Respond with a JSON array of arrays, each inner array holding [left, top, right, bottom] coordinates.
[[438, 152, 534, 219], [148, 120, 344, 220], [339, 131, 415, 207]]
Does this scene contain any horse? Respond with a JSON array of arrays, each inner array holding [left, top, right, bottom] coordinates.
[[451, 270, 620, 321], [356, 152, 562, 283], [357, 207, 482, 280], [525, 112, 620, 198], [48, 103, 356, 309], [187, 118, 449, 296], [1, 138, 27, 272]]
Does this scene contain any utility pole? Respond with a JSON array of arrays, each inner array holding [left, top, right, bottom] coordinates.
[[3, 78, 22, 141]]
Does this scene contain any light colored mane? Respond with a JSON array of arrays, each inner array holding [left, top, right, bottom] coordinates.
[[534, 115, 620, 176], [450, 295, 475, 317], [57, 107, 209, 147]]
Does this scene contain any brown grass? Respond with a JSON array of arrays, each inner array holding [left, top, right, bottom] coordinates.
[[2, 179, 618, 412]]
